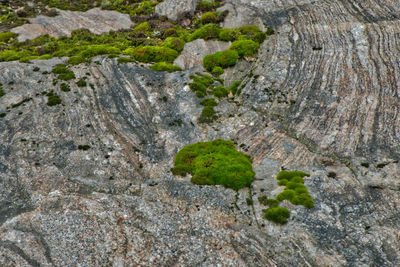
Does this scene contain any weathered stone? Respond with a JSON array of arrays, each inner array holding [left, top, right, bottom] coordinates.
[[155, 0, 198, 21], [11, 8, 133, 41]]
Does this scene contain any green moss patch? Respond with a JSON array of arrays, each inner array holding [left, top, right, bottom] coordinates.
[[229, 40, 259, 58], [132, 46, 178, 62], [264, 206, 290, 224], [150, 62, 182, 72], [203, 50, 238, 72], [171, 139, 255, 191], [52, 64, 76, 81], [188, 24, 221, 42], [46, 91, 62, 106]]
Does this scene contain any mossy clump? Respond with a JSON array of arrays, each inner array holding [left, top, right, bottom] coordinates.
[[133, 21, 150, 35], [203, 50, 238, 72], [211, 85, 229, 98], [196, 0, 217, 12], [199, 106, 217, 123], [238, 25, 266, 43], [211, 66, 224, 76], [0, 87, 5, 97], [52, 64, 76, 81], [150, 62, 182, 72], [188, 23, 221, 42], [264, 207, 290, 224], [200, 98, 218, 107], [171, 139, 255, 190], [0, 32, 18, 43], [46, 91, 62, 106], [200, 11, 218, 24], [76, 78, 87, 87], [161, 37, 185, 52], [60, 83, 71, 92], [229, 39, 259, 57], [188, 74, 214, 98], [133, 46, 179, 63], [218, 28, 240, 42]]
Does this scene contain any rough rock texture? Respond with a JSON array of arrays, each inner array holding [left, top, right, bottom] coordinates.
[[11, 8, 133, 41], [174, 39, 231, 70], [1, 0, 400, 266], [155, 0, 198, 21]]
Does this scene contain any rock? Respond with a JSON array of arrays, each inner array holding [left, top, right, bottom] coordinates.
[[174, 39, 231, 70], [11, 8, 133, 42], [155, 0, 198, 21]]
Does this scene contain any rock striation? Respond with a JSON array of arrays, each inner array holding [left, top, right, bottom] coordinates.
[[0, 0, 400, 266]]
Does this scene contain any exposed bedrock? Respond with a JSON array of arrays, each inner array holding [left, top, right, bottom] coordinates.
[[0, 0, 399, 266]]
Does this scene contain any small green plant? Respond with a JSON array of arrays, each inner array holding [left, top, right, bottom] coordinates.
[[171, 139, 255, 190], [199, 105, 217, 123], [203, 50, 238, 72], [60, 83, 71, 92], [238, 25, 266, 43], [200, 98, 218, 107], [0, 87, 5, 97], [133, 46, 179, 63], [229, 80, 242, 95], [188, 23, 221, 42], [0, 32, 18, 43], [46, 91, 62, 106], [162, 37, 185, 52], [52, 64, 76, 81], [229, 40, 259, 57], [246, 197, 253, 205], [218, 28, 240, 41], [76, 78, 87, 87], [211, 85, 229, 98], [150, 62, 182, 72], [264, 207, 290, 224], [200, 11, 218, 24], [211, 66, 224, 76], [188, 74, 214, 98]]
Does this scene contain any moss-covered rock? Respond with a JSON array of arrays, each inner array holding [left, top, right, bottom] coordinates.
[[171, 139, 255, 190], [203, 49, 238, 72]]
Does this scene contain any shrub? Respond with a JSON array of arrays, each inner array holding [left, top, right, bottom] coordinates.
[[188, 24, 221, 42], [171, 139, 255, 190], [200, 98, 218, 107], [162, 37, 185, 52], [211, 85, 229, 98], [229, 40, 259, 57], [199, 106, 217, 123], [218, 28, 240, 41], [203, 50, 238, 72], [133, 46, 178, 62], [150, 62, 182, 72], [200, 12, 217, 24], [264, 207, 290, 224], [52, 64, 76, 81]]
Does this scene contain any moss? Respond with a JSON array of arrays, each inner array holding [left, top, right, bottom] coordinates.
[[246, 197, 253, 205], [266, 198, 279, 207], [188, 24, 221, 42], [196, 0, 215, 12], [276, 170, 310, 181], [292, 193, 314, 208], [76, 78, 87, 87], [117, 56, 135, 63], [0, 32, 18, 43], [150, 62, 182, 72], [211, 85, 229, 98], [199, 106, 217, 123], [0, 113, 6, 118], [361, 162, 369, 168], [134, 21, 150, 35], [229, 80, 242, 95], [52, 64, 76, 81], [0, 87, 5, 97], [218, 28, 240, 41], [229, 39, 259, 58], [189, 74, 214, 98], [200, 98, 218, 107], [60, 83, 71, 92], [211, 66, 224, 76], [264, 206, 290, 224], [239, 25, 266, 43], [277, 179, 288, 186], [276, 189, 296, 202], [46, 91, 62, 106], [133, 46, 178, 62], [78, 145, 91, 150], [203, 50, 238, 72], [327, 171, 337, 178], [200, 12, 218, 24], [171, 139, 255, 190], [162, 37, 185, 52]]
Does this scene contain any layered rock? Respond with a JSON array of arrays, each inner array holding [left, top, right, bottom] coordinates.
[[0, 0, 400, 266]]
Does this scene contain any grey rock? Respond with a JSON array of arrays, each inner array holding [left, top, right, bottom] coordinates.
[[155, 0, 198, 21], [11, 8, 133, 41]]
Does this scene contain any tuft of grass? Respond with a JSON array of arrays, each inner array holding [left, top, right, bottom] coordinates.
[[171, 139, 255, 190]]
